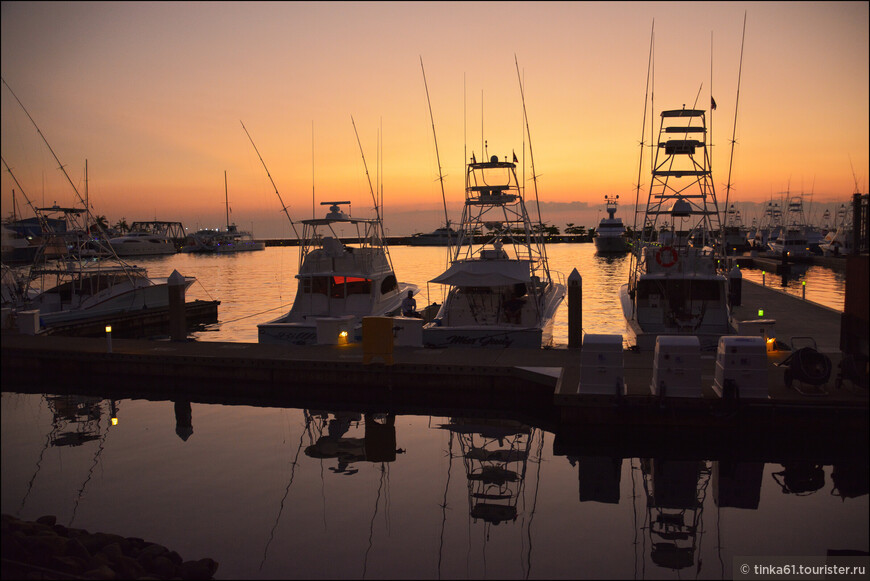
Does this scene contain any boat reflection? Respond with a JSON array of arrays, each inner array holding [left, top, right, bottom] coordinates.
[[304, 411, 399, 474]]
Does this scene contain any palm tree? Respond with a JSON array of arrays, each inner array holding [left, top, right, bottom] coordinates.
[[114, 218, 130, 234]]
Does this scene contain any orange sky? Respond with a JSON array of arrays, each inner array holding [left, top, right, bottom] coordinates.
[[2, 1, 868, 237]]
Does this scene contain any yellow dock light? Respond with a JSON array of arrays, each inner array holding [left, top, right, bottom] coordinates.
[[105, 325, 113, 353], [112, 417, 119, 426], [766, 336, 777, 352], [338, 330, 349, 345], [105, 325, 112, 333]]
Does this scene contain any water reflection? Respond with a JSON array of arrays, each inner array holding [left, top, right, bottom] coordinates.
[[2, 389, 867, 579]]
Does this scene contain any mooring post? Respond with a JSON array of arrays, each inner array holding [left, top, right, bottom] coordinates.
[[568, 268, 582, 349], [168, 270, 187, 341]]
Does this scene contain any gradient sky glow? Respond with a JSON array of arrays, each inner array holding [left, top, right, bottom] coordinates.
[[2, 1, 868, 237]]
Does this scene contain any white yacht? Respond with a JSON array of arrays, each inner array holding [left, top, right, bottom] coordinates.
[[408, 224, 457, 246], [109, 231, 177, 257], [594, 195, 629, 254], [423, 153, 566, 348], [619, 107, 733, 351], [258, 201, 418, 345], [181, 172, 265, 254]]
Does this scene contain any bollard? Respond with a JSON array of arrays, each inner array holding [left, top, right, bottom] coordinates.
[[802, 280, 806, 300], [168, 270, 187, 341], [568, 268, 582, 349], [105, 325, 113, 353], [762, 271, 765, 286], [728, 266, 742, 307]]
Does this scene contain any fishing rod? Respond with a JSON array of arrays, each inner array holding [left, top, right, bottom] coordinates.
[[514, 55, 547, 264], [630, 20, 655, 291], [1, 77, 130, 267], [1, 156, 53, 235], [420, 57, 452, 261], [239, 120, 300, 241], [351, 116, 394, 268]]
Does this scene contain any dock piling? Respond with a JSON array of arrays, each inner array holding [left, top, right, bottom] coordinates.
[[568, 269, 582, 349], [168, 270, 187, 341]]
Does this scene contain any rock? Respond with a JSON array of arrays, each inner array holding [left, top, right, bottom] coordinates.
[[140, 542, 169, 559], [82, 564, 117, 579], [36, 514, 57, 527], [150, 555, 177, 579], [115, 554, 146, 579], [48, 554, 89, 576], [180, 557, 219, 580], [66, 536, 92, 560], [101, 541, 124, 562]]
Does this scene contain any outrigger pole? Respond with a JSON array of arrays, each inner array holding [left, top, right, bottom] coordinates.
[[720, 12, 747, 265], [420, 57, 451, 248], [240, 120, 300, 241]]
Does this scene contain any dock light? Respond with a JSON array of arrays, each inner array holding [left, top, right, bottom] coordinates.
[[766, 337, 777, 352], [338, 330, 349, 345], [802, 280, 806, 300], [762, 270, 766, 286], [105, 325, 113, 353], [758, 309, 764, 317]]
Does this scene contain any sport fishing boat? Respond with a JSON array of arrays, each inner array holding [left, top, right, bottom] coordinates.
[[408, 223, 458, 246], [751, 201, 782, 251], [423, 152, 566, 348], [619, 107, 734, 351], [767, 196, 811, 258], [594, 195, 629, 254], [258, 201, 418, 345]]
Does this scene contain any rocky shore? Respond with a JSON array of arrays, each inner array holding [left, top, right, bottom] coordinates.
[[1, 514, 218, 580]]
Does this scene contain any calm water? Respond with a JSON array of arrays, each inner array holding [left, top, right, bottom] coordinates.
[[2, 244, 866, 579]]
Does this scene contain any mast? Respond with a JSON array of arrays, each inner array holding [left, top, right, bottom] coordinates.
[[630, 21, 655, 293], [224, 171, 230, 230], [350, 116, 393, 268]]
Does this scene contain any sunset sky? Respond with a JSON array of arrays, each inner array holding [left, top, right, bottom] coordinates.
[[2, 1, 868, 238]]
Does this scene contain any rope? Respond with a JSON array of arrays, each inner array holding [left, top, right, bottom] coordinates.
[[212, 302, 294, 327]]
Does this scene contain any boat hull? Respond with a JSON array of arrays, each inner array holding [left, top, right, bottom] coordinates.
[[594, 235, 629, 254]]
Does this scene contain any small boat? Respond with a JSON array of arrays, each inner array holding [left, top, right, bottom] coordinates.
[[108, 231, 177, 257], [181, 172, 265, 254], [408, 223, 457, 246], [619, 107, 734, 351], [594, 195, 629, 254], [258, 201, 418, 345], [423, 152, 566, 349]]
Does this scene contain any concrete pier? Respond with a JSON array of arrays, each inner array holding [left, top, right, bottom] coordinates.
[[2, 279, 866, 454]]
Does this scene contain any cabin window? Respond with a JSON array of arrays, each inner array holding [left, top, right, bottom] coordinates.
[[380, 275, 397, 295], [331, 276, 371, 298], [301, 276, 329, 295]]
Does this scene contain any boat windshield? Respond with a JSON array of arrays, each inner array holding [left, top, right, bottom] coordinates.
[[301, 276, 372, 297]]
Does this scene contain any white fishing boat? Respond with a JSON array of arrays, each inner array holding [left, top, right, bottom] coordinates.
[[258, 201, 418, 345], [721, 204, 751, 253], [819, 203, 852, 256], [181, 172, 265, 254], [619, 107, 734, 351], [422, 152, 566, 348], [751, 201, 781, 251], [594, 195, 629, 254], [109, 231, 177, 257], [767, 196, 811, 258], [408, 223, 457, 246]]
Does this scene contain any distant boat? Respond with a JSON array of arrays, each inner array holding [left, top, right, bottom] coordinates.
[[109, 231, 177, 257], [181, 171, 265, 254], [408, 223, 457, 246], [766, 196, 812, 258], [594, 195, 629, 254]]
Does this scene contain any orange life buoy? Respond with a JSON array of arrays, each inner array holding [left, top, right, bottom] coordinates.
[[655, 246, 678, 267]]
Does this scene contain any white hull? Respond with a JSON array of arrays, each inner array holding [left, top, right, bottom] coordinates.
[[37, 276, 195, 327], [594, 235, 629, 254], [424, 281, 565, 349]]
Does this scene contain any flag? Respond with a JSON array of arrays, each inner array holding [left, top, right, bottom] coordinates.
[[471, 152, 476, 163], [711, 96, 717, 110], [512, 151, 518, 163]]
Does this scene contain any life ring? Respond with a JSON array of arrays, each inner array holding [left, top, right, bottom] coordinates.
[[655, 246, 678, 267]]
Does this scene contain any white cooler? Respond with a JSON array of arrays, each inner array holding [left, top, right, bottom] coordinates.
[[712, 336, 768, 399], [650, 335, 702, 397], [579, 334, 625, 395]]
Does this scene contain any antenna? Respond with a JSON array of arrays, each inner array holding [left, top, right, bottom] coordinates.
[[312, 121, 315, 219], [240, 120, 300, 240]]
